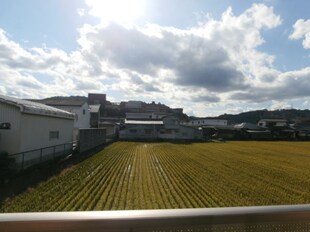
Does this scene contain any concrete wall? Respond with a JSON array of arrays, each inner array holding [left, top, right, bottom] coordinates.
[[0, 102, 21, 154], [79, 128, 106, 153]]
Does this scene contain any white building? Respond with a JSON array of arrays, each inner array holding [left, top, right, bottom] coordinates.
[[30, 98, 91, 140], [187, 118, 228, 127], [126, 112, 168, 120], [0, 95, 74, 168], [120, 116, 203, 140]]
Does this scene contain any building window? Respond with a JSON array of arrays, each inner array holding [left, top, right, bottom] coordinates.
[[83, 109, 86, 115], [145, 129, 152, 134], [49, 131, 59, 140], [129, 129, 137, 133]]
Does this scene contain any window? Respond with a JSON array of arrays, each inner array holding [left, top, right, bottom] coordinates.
[[83, 109, 86, 115], [49, 131, 59, 140], [145, 129, 152, 134], [129, 129, 137, 133]]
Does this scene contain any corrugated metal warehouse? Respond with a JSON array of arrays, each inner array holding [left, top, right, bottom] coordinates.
[[0, 95, 74, 167]]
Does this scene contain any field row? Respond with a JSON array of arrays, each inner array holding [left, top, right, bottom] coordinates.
[[1, 141, 310, 212]]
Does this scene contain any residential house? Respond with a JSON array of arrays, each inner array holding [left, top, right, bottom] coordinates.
[[257, 119, 288, 128], [120, 115, 202, 141], [89, 104, 100, 128], [187, 118, 228, 127]]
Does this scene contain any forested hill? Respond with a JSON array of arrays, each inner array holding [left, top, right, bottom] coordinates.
[[218, 109, 310, 124]]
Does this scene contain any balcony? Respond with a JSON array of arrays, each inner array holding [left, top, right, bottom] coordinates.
[[1, 204, 310, 231]]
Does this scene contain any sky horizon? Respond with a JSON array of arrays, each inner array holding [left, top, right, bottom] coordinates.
[[0, 0, 310, 116]]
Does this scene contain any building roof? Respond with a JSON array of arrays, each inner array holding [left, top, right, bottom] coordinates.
[[89, 104, 101, 113], [190, 117, 228, 121], [0, 95, 74, 119], [125, 119, 164, 125], [234, 122, 262, 130], [30, 98, 87, 106], [258, 119, 287, 122]]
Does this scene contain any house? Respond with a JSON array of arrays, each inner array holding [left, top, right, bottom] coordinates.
[[30, 98, 90, 140], [187, 118, 228, 127], [257, 119, 288, 128], [88, 93, 106, 115], [293, 120, 310, 140], [0, 95, 74, 168], [89, 104, 101, 128], [98, 117, 122, 138], [120, 115, 202, 141], [120, 101, 143, 113], [126, 112, 168, 120]]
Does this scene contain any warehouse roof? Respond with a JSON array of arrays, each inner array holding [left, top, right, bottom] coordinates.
[[0, 95, 74, 119], [30, 97, 87, 106]]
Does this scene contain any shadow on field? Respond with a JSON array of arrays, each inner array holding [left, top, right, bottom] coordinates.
[[0, 141, 114, 206]]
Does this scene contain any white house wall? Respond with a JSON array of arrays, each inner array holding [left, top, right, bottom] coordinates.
[[120, 123, 203, 140], [54, 103, 90, 129], [0, 102, 21, 154], [19, 114, 73, 162], [119, 125, 158, 140]]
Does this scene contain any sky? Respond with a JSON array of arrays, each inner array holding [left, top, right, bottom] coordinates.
[[0, 0, 310, 116]]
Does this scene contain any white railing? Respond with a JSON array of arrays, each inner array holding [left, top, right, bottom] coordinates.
[[1, 204, 310, 231]]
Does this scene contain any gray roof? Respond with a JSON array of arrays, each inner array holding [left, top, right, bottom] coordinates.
[[0, 95, 74, 120], [125, 119, 164, 125], [234, 123, 262, 130], [29, 98, 87, 106]]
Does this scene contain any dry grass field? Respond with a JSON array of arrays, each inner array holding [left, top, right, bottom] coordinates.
[[1, 141, 310, 212]]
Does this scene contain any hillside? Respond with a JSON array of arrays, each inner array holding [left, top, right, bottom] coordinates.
[[217, 109, 310, 124]]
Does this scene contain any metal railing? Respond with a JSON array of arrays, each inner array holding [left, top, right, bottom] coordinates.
[[0, 204, 310, 231], [9, 142, 74, 171]]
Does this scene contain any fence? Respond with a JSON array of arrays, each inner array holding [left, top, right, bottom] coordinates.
[[9, 142, 74, 171], [0, 204, 309, 231]]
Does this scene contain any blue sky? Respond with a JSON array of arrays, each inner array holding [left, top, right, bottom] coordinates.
[[0, 0, 310, 116]]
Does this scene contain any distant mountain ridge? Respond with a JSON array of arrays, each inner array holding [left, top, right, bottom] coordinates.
[[217, 109, 310, 124]]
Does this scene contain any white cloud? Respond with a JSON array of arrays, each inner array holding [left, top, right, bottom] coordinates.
[[1, 3, 309, 116], [289, 19, 310, 49], [77, 8, 85, 16]]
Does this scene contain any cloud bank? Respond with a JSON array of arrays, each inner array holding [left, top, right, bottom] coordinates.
[[1, 3, 310, 116]]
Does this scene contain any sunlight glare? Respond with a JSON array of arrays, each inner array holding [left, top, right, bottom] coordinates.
[[86, 0, 144, 24]]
